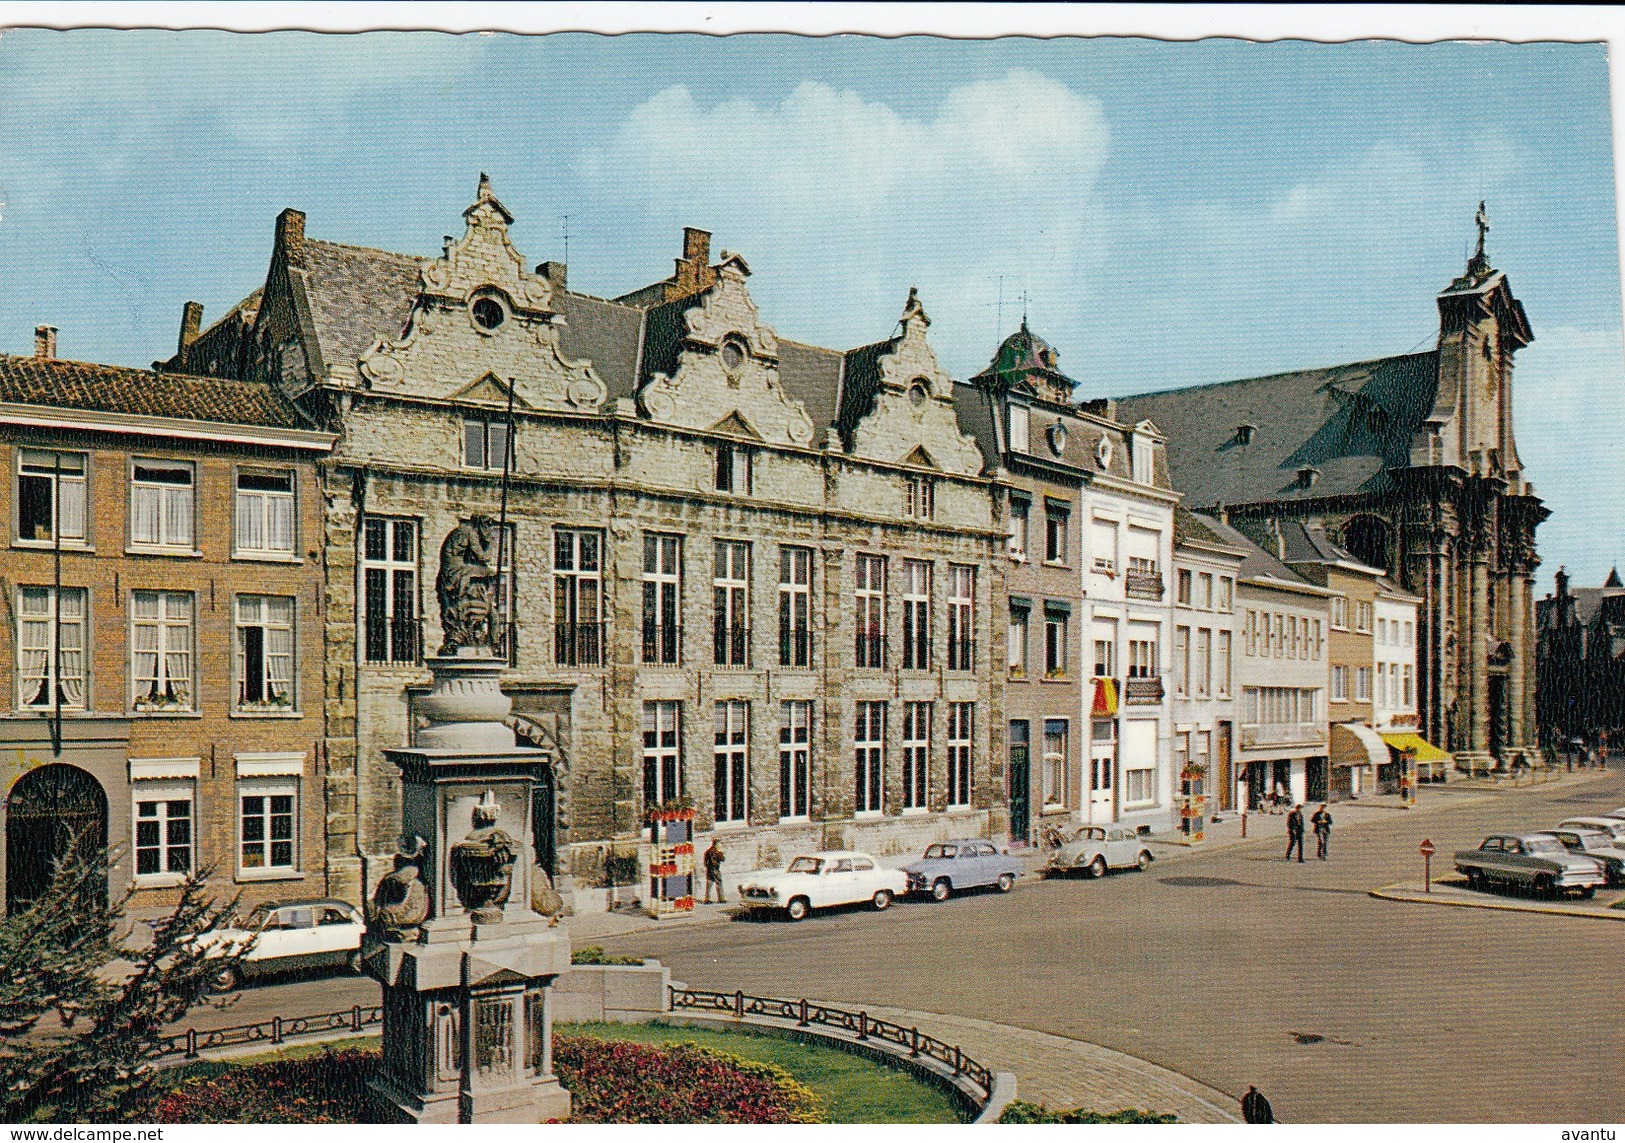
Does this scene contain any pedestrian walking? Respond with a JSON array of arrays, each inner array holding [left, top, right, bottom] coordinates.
[[702, 838, 727, 903], [1285, 804, 1305, 863], [1241, 1085, 1274, 1123], [1311, 804, 1332, 860]]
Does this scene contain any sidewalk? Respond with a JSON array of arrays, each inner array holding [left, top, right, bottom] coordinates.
[[1372, 875, 1625, 922]]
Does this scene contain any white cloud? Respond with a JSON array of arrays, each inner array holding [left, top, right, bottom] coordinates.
[[579, 69, 1111, 366], [1513, 324, 1625, 592]]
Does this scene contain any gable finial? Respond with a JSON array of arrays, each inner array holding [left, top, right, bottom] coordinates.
[[1474, 200, 1490, 259], [900, 285, 929, 329], [478, 172, 493, 199]]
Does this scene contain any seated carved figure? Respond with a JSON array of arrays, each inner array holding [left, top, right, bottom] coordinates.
[[370, 836, 431, 940], [450, 794, 518, 923]]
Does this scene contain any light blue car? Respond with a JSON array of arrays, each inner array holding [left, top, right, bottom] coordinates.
[[902, 839, 1023, 901]]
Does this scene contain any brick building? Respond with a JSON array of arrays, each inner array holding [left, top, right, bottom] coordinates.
[[169, 177, 1007, 911], [0, 329, 333, 914]]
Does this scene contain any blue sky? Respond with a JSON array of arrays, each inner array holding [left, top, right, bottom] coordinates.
[[0, 29, 1620, 592]]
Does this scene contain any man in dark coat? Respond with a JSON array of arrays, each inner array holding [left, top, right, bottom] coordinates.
[[702, 838, 727, 903], [1242, 1085, 1274, 1123], [1285, 805, 1305, 862], [1311, 804, 1333, 859]]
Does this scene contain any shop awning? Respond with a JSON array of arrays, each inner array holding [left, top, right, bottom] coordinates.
[[1378, 732, 1450, 762], [1091, 677, 1118, 718], [1330, 722, 1387, 769]]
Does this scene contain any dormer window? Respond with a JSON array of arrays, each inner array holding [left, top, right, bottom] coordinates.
[[1008, 404, 1030, 454], [1236, 422, 1257, 446], [1047, 423, 1068, 457], [907, 379, 929, 407], [1297, 465, 1320, 490], [720, 335, 748, 379], [715, 440, 751, 494], [904, 475, 934, 521], [470, 294, 507, 332]]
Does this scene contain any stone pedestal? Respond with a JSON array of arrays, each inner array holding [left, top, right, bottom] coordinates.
[[365, 650, 572, 1124]]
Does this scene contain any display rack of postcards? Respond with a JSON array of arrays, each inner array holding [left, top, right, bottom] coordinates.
[[1179, 765, 1206, 843], [643, 804, 696, 918]]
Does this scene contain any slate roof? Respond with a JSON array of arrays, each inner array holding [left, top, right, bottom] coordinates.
[[1189, 512, 1314, 587], [0, 355, 310, 429], [1173, 506, 1247, 554], [1278, 520, 1373, 569], [299, 239, 424, 370], [951, 382, 1002, 470], [777, 338, 845, 438], [556, 292, 644, 400], [1114, 351, 1439, 508]]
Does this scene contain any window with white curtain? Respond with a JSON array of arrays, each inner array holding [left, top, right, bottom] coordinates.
[[236, 594, 295, 709], [17, 449, 88, 544], [130, 460, 195, 549], [131, 590, 194, 711], [235, 469, 295, 556], [18, 586, 87, 710]]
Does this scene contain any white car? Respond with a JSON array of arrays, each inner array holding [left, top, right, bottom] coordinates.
[[198, 898, 366, 991], [1556, 817, 1625, 848], [1046, 825, 1156, 878], [737, 850, 908, 921]]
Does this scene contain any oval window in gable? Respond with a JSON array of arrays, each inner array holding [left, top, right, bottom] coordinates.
[[470, 292, 508, 333], [721, 335, 748, 377]]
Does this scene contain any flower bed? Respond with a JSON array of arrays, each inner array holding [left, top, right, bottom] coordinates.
[[150, 1036, 822, 1124]]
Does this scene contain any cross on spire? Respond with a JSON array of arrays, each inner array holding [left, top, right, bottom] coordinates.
[[1474, 200, 1490, 259]]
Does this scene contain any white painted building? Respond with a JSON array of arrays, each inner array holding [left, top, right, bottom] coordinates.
[[1171, 511, 1248, 821], [1373, 579, 1427, 783]]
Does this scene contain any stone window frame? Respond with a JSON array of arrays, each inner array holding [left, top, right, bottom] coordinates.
[[946, 701, 974, 809], [946, 564, 975, 672], [713, 699, 749, 826], [901, 700, 932, 813], [712, 539, 751, 668], [777, 546, 813, 669], [853, 554, 887, 670], [778, 700, 813, 822], [641, 699, 683, 807], [361, 516, 421, 666], [853, 699, 886, 817], [901, 558, 932, 671]]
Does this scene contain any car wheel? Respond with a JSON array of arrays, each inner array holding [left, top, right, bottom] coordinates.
[[1578, 885, 1597, 900], [1135, 850, 1153, 871], [995, 872, 1016, 894], [931, 878, 952, 902], [207, 963, 241, 993], [872, 889, 893, 911], [1088, 855, 1108, 879], [785, 897, 810, 922]]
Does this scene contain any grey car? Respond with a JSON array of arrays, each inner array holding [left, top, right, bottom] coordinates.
[[1046, 825, 1155, 879], [902, 839, 1022, 900], [1549, 827, 1625, 887], [1453, 833, 1607, 898]]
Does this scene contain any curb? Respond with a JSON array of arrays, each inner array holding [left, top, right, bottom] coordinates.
[[1369, 883, 1625, 922]]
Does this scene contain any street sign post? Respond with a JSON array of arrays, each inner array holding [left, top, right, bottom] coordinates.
[[1419, 838, 1435, 893]]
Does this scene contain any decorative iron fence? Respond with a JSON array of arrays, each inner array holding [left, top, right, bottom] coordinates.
[[667, 986, 995, 1098], [156, 1003, 382, 1062]]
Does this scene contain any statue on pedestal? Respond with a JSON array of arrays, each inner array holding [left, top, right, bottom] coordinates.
[[449, 792, 518, 923], [370, 835, 431, 940], [436, 515, 501, 654]]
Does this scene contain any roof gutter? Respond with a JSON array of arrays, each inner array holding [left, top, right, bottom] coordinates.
[[0, 402, 337, 452]]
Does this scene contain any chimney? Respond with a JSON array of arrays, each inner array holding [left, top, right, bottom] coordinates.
[[275, 208, 307, 264], [536, 261, 567, 291], [682, 227, 710, 265], [33, 325, 57, 360], [177, 301, 204, 355]]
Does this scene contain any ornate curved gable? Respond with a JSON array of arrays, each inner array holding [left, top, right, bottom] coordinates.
[[847, 289, 984, 476], [357, 175, 607, 412], [634, 257, 816, 447]]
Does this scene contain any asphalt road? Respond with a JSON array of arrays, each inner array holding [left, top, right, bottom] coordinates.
[[187, 769, 1625, 1123]]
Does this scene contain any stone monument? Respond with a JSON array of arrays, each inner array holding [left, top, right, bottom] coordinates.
[[364, 522, 571, 1124]]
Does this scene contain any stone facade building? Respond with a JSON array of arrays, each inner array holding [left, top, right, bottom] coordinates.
[[955, 321, 1178, 838], [0, 329, 333, 914], [1537, 567, 1625, 750], [1170, 509, 1246, 815], [1115, 227, 1545, 773], [168, 178, 1007, 911]]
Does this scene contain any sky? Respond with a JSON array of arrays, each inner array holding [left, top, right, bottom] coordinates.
[[0, 24, 1621, 593]]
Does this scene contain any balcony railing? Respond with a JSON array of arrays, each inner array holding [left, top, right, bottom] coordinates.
[[779, 626, 812, 668], [854, 631, 886, 670], [554, 621, 606, 667], [1123, 676, 1164, 704], [364, 615, 422, 665], [1124, 571, 1165, 600], [642, 621, 681, 666], [714, 621, 751, 668], [1240, 722, 1325, 748]]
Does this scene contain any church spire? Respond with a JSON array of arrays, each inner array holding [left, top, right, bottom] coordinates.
[[1466, 200, 1492, 278]]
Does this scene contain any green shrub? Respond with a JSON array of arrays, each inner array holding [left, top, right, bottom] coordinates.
[[998, 1100, 1178, 1124], [570, 945, 645, 966]]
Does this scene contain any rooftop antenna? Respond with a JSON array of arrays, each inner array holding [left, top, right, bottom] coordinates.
[[1018, 289, 1032, 326], [995, 275, 1004, 348], [561, 213, 570, 267]]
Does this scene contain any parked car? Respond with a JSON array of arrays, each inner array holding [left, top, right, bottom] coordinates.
[[1548, 827, 1625, 887], [1601, 807, 1625, 821], [1555, 817, 1625, 847], [1453, 833, 1607, 898], [736, 851, 908, 921], [902, 839, 1023, 900], [196, 898, 366, 991], [1045, 825, 1155, 879]]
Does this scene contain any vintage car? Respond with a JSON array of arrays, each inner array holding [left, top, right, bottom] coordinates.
[[1548, 827, 1625, 887], [736, 850, 909, 921], [902, 839, 1023, 900], [1453, 833, 1607, 898], [1555, 817, 1625, 847], [196, 898, 367, 991], [1045, 825, 1155, 879]]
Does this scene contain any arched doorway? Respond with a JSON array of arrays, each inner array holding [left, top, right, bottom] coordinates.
[[5, 764, 108, 914]]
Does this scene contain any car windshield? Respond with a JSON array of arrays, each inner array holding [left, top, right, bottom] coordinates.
[[923, 844, 957, 859], [1525, 837, 1564, 854], [787, 857, 823, 874]]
